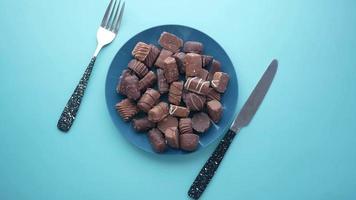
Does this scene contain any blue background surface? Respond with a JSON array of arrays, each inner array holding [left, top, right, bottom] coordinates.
[[0, 0, 355, 199]]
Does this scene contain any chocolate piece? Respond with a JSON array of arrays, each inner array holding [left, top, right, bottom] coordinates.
[[169, 105, 190, 118], [206, 87, 221, 101], [192, 112, 211, 133], [137, 88, 160, 112], [115, 98, 139, 121], [148, 128, 166, 153], [173, 52, 186, 74], [183, 41, 203, 54], [163, 57, 179, 83], [183, 92, 206, 111], [207, 100, 223, 123], [148, 102, 169, 123], [157, 115, 178, 134], [168, 81, 183, 105], [138, 71, 157, 92], [164, 127, 180, 148], [202, 55, 213, 67], [184, 77, 210, 95], [123, 75, 141, 100], [184, 53, 202, 77], [208, 59, 221, 81], [197, 69, 209, 81], [179, 118, 193, 135], [143, 44, 160, 67], [155, 49, 173, 68], [180, 134, 199, 151], [157, 69, 169, 94], [132, 116, 156, 132], [132, 42, 151, 62], [211, 72, 230, 93], [128, 59, 148, 78], [158, 32, 183, 53], [116, 69, 132, 95]]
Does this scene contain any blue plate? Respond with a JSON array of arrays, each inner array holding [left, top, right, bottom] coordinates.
[[105, 25, 238, 154]]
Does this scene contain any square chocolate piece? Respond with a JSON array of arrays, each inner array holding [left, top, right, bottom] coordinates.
[[211, 72, 229, 93], [158, 32, 183, 53], [155, 49, 173, 68], [184, 53, 202, 77]]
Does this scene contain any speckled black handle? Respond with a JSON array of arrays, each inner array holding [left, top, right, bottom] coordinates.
[[188, 129, 238, 199], [57, 57, 96, 132]]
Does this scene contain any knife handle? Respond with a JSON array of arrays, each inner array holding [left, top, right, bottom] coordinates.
[[57, 57, 96, 132], [188, 129, 238, 200]]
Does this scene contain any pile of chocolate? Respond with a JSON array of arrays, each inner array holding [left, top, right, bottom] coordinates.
[[115, 31, 229, 153]]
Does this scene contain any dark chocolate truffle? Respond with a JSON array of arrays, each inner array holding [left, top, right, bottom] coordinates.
[[207, 100, 223, 123], [180, 134, 199, 151], [184, 77, 210, 95], [155, 49, 173, 68], [138, 71, 157, 92], [132, 116, 156, 132], [192, 112, 211, 133], [132, 42, 151, 62], [184, 53, 202, 77], [157, 68, 169, 94], [168, 81, 183, 105], [157, 115, 178, 134], [148, 128, 166, 153], [158, 32, 183, 53], [211, 72, 230, 93], [183, 92, 206, 111], [164, 127, 180, 148], [115, 98, 139, 121], [163, 57, 179, 83], [137, 88, 160, 112], [169, 105, 190, 118], [148, 102, 169, 123], [183, 41, 203, 54], [179, 118, 193, 135], [128, 59, 148, 78]]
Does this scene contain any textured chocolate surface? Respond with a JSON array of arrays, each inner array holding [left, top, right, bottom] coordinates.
[[169, 105, 190, 118], [138, 71, 157, 92], [155, 49, 173, 68], [184, 53, 202, 77], [211, 72, 230, 93], [180, 134, 199, 151], [157, 68, 169, 94], [197, 69, 209, 81], [164, 127, 180, 148], [208, 59, 221, 81], [179, 118, 193, 135], [184, 77, 210, 95], [173, 52, 186, 74], [148, 128, 166, 153], [206, 87, 221, 101], [115, 98, 139, 121], [192, 112, 211, 133], [183, 92, 206, 111], [128, 59, 148, 78], [158, 32, 183, 53], [123, 75, 141, 100], [163, 57, 179, 83], [143, 44, 160, 67], [137, 88, 160, 112], [183, 41, 203, 54], [168, 81, 183, 105], [116, 69, 132, 95], [202, 55, 213, 67], [148, 102, 169, 123], [132, 42, 151, 62], [207, 100, 223, 123], [157, 115, 178, 134], [132, 116, 156, 132]]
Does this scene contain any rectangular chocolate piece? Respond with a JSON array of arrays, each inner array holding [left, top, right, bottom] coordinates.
[[158, 32, 183, 53], [197, 69, 209, 81], [169, 104, 190, 118], [168, 81, 183, 105], [184, 53, 202, 77], [211, 72, 229, 93], [163, 57, 179, 83], [144, 44, 160, 67], [207, 100, 222, 123], [157, 68, 169, 94], [155, 49, 173, 68], [173, 52, 186, 74], [183, 41, 203, 54], [184, 77, 210, 95], [208, 59, 221, 81]]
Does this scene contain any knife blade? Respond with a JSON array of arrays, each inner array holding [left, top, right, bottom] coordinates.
[[188, 59, 278, 200]]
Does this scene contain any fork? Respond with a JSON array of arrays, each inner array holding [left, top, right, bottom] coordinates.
[[57, 0, 125, 132]]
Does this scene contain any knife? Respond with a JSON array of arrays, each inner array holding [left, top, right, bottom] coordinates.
[[188, 59, 278, 199]]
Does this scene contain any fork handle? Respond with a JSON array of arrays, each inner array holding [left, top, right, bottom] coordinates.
[[188, 129, 239, 200], [57, 57, 96, 132]]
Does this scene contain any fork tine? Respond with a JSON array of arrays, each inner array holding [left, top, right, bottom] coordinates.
[[101, 0, 116, 28], [109, 0, 121, 31], [113, 1, 125, 33]]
